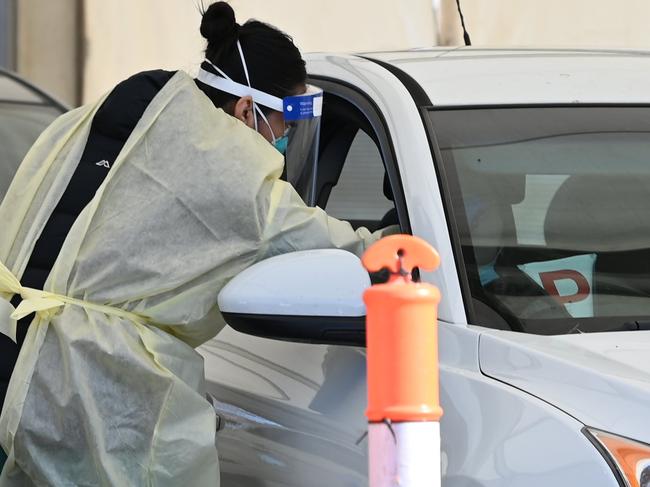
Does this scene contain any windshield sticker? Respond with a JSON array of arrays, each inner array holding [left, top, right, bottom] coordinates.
[[518, 253, 596, 318]]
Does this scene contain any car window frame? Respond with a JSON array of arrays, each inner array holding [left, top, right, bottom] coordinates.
[[307, 75, 411, 235], [360, 57, 477, 322], [0, 68, 68, 111]]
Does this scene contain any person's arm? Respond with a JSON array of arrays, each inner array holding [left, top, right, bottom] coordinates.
[[257, 179, 398, 261]]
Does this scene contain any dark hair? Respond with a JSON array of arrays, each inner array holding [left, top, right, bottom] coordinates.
[[197, 2, 307, 113]]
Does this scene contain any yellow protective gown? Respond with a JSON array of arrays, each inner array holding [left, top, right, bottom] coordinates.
[[0, 71, 382, 486]]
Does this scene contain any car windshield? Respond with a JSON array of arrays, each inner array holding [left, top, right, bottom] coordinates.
[[432, 107, 650, 334], [0, 72, 64, 201]]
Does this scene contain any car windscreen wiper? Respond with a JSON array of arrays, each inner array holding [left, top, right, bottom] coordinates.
[[619, 321, 650, 331], [599, 321, 650, 333]]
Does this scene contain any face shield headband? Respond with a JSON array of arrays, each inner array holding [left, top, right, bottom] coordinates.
[[196, 42, 323, 204], [196, 41, 323, 144]]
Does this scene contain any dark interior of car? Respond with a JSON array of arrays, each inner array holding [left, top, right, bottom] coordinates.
[[460, 169, 650, 334], [315, 92, 398, 232]]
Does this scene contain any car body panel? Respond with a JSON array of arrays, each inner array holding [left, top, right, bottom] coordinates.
[[365, 48, 650, 106], [202, 326, 368, 486], [439, 326, 617, 487], [480, 328, 650, 444], [205, 320, 619, 486]]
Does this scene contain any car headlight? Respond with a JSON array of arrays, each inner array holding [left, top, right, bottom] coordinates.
[[586, 428, 650, 487]]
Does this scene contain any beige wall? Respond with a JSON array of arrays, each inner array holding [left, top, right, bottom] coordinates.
[[23, 1, 650, 107], [16, 0, 81, 106], [82, 0, 437, 104], [83, 0, 206, 104], [228, 0, 437, 53], [440, 0, 650, 47]]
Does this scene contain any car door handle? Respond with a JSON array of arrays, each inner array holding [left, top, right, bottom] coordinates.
[[206, 393, 225, 432]]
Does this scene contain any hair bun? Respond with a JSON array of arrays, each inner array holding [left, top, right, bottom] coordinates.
[[200, 2, 239, 45]]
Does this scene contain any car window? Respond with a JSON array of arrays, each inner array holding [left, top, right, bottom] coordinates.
[[433, 106, 650, 335], [325, 129, 393, 225]]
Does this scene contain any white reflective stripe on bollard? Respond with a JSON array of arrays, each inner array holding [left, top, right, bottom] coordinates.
[[369, 421, 441, 487]]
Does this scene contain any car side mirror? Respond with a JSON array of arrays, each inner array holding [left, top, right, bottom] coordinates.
[[218, 249, 369, 345]]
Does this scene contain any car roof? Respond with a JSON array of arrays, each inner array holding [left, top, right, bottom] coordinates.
[[358, 48, 650, 106]]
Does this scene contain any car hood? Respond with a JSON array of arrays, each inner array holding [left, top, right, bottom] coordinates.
[[478, 328, 650, 444]]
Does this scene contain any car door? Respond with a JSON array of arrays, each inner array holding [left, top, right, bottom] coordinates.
[[199, 81, 405, 487]]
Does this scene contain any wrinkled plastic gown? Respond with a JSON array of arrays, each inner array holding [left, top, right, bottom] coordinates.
[[0, 71, 378, 486]]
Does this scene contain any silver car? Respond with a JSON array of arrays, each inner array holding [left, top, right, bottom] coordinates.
[[204, 48, 650, 487], [0, 68, 66, 200]]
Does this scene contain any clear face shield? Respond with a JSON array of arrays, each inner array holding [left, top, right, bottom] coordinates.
[[282, 88, 322, 205], [196, 41, 323, 205]]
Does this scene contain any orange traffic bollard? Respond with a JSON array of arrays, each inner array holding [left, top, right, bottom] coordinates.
[[362, 234, 443, 487]]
